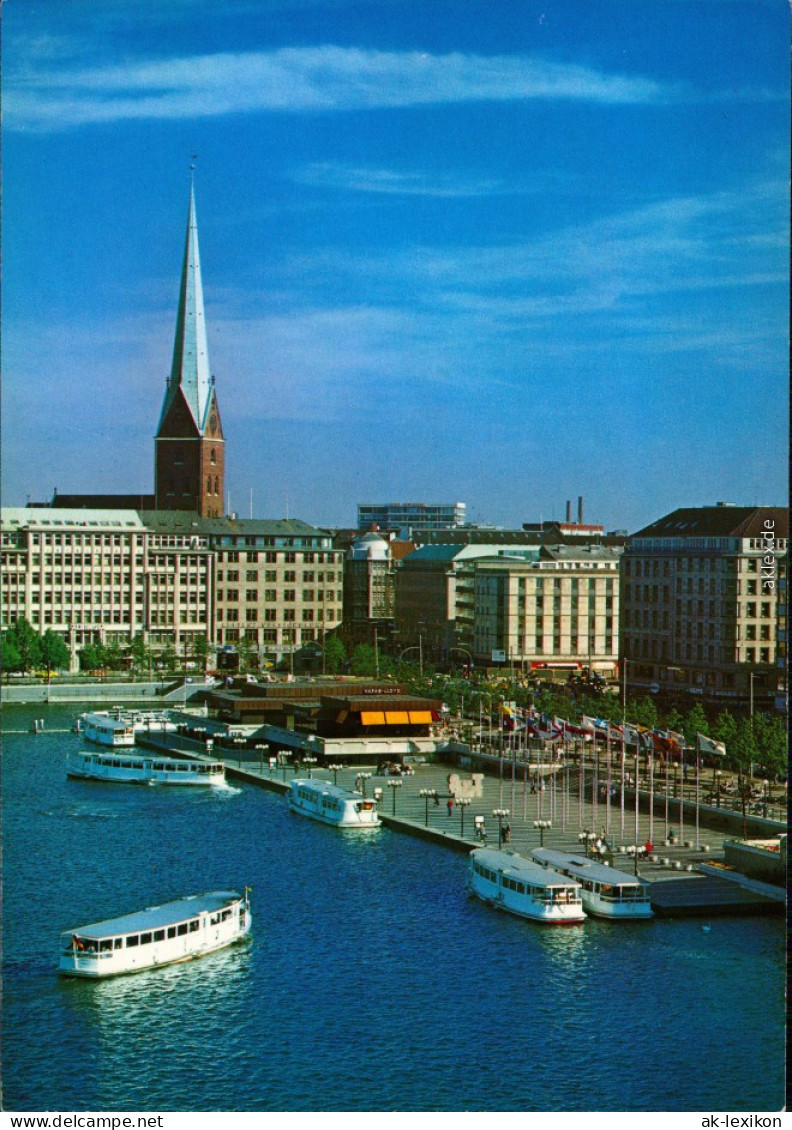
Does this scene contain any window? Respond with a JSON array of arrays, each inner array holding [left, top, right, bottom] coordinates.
[[245, 589, 257, 602]]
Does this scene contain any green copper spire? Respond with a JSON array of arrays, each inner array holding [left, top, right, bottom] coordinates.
[[157, 185, 213, 435]]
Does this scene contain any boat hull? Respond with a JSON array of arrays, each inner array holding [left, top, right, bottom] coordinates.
[[60, 893, 250, 978], [288, 796, 380, 829], [59, 929, 250, 978], [579, 893, 653, 920], [467, 880, 585, 925]]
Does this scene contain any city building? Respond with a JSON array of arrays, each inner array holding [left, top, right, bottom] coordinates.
[[0, 508, 213, 668], [342, 528, 396, 647], [357, 501, 466, 533], [0, 508, 343, 670], [620, 504, 788, 708], [472, 545, 621, 674]]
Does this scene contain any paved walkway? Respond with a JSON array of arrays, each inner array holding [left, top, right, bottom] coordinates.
[[224, 753, 740, 879]]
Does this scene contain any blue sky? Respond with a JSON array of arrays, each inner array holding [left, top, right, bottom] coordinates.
[[2, 0, 788, 531]]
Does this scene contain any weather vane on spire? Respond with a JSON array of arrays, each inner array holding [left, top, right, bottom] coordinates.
[[190, 154, 198, 182]]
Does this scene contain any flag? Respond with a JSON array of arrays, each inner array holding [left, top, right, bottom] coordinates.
[[696, 732, 726, 757]]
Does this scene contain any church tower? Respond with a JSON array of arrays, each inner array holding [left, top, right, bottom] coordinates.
[[155, 186, 224, 517]]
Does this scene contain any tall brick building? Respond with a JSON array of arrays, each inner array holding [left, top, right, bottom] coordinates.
[[155, 186, 225, 518]]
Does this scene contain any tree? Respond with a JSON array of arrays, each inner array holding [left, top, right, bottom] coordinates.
[[40, 629, 70, 673], [751, 713, 786, 781], [1, 634, 21, 676], [683, 703, 709, 747], [6, 618, 41, 673], [663, 706, 685, 734], [323, 635, 346, 674], [80, 643, 105, 672], [130, 633, 153, 675], [712, 708, 738, 751], [731, 716, 759, 779], [192, 634, 210, 674], [628, 696, 658, 729], [350, 643, 378, 676]]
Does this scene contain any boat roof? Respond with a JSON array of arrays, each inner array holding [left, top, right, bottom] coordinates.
[[291, 778, 362, 801], [63, 891, 243, 940], [532, 848, 649, 887], [470, 848, 580, 888]]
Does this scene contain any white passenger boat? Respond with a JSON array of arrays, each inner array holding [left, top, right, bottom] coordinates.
[[531, 848, 653, 919], [82, 710, 136, 747], [59, 890, 251, 978], [67, 750, 226, 786], [467, 848, 586, 925], [288, 778, 381, 829], [79, 708, 178, 747]]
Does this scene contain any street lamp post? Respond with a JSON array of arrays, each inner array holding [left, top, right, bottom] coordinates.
[[420, 788, 438, 826], [492, 808, 509, 849], [456, 796, 471, 837], [358, 771, 372, 797], [579, 829, 596, 858], [534, 819, 551, 847], [715, 769, 722, 808], [387, 778, 402, 815], [303, 755, 317, 779], [327, 762, 343, 786]]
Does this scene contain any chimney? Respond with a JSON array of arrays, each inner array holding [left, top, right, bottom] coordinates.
[[578, 496, 584, 524], [565, 500, 572, 523]]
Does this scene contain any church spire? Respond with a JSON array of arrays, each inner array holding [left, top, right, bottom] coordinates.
[[157, 184, 213, 435], [155, 183, 225, 518]]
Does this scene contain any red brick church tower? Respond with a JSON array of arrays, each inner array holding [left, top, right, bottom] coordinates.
[[155, 185, 225, 517]]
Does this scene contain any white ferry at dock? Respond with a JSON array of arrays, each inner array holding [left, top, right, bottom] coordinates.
[[67, 750, 226, 786], [531, 848, 654, 920], [59, 890, 251, 978], [78, 708, 178, 747], [467, 848, 586, 925], [288, 778, 381, 829]]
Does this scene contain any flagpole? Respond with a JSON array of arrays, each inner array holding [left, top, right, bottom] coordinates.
[[649, 749, 654, 844], [620, 733, 626, 840], [606, 725, 611, 835], [679, 747, 685, 846], [691, 741, 695, 849], [592, 736, 598, 829]]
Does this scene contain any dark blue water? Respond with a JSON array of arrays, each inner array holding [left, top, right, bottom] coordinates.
[[2, 705, 785, 1112]]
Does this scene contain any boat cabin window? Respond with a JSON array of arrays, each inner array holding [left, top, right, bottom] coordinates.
[[153, 930, 165, 942], [177, 923, 188, 936], [114, 938, 122, 949], [189, 919, 199, 932], [99, 939, 113, 952], [140, 932, 152, 945], [126, 935, 140, 947], [167, 926, 177, 939]]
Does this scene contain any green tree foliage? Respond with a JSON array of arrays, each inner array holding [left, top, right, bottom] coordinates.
[[323, 635, 346, 674], [730, 716, 759, 778], [40, 629, 70, 672], [350, 643, 378, 676], [1, 634, 21, 675], [192, 634, 210, 673], [80, 643, 105, 672], [628, 696, 659, 729], [4, 618, 42, 673], [130, 633, 153, 674], [751, 714, 786, 781], [663, 707, 685, 734], [712, 708, 738, 750], [683, 703, 710, 747]]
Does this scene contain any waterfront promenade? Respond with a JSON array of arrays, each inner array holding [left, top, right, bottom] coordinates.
[[138, 732, 785, 909]]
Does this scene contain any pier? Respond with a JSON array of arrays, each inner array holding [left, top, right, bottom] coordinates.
[[137, 732, 785, 917]]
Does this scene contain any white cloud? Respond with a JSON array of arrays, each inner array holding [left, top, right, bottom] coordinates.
[[5, 45, 678, 132]]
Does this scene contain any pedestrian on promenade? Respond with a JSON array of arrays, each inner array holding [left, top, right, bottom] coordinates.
[[503, 822, 511, 844], [447, 797, 455, 816]]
